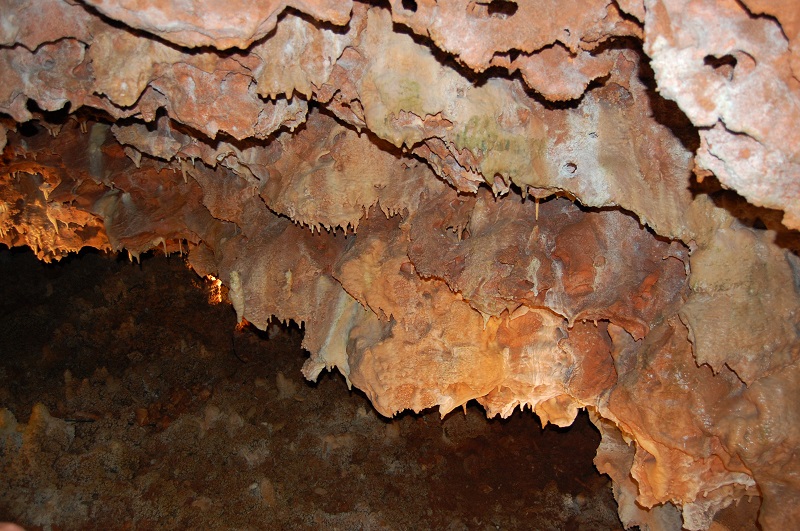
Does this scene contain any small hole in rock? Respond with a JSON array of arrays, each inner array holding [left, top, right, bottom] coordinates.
[[704, 54, 737, 80], [18, 121, 40, 137], [564, 162, 577, 174], [486, 0, 518, 17], [401, 0, 418, 12]]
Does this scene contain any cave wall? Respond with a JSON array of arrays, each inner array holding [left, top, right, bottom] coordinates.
[[1, 1, 799, 529]]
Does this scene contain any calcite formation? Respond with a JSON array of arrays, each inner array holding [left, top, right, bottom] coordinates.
[[1, 1, 798, 529]]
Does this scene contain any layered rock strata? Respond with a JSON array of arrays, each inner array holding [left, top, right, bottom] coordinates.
[[1, 1, 799, 529]]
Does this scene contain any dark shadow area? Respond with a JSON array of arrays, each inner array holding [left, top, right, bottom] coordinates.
[[690, 174, 800, 255], [483, 0, 519, 18], [20, 100, 118, 143], [401, 0, 418, 13], [96, 97, 298, 158], [704, 54, 737, 81], [0, 246, 622, 530], [390, 16, 591, 110], [389, 10, 643, 112], [24, 100, 73, 126], [388, 19, 510, 91], [636, 45, 701, 155]]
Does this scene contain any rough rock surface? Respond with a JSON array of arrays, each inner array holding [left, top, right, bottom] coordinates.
[[1, 1, 799, 529], [0, 248, 628, 529]]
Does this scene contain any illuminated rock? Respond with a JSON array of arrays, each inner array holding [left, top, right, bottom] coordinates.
[[0, 1, 798, 529]]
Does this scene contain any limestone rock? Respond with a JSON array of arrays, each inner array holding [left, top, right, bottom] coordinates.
[[1, 1, 798, 529]]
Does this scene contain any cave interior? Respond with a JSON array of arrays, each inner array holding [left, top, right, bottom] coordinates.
[[1, 0, 799, 530]]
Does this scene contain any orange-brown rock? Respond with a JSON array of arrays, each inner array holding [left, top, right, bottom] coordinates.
[[1, 1, 798, 529]]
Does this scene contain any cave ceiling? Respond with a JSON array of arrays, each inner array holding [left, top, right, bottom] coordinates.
[[1, 1, 799, 529]]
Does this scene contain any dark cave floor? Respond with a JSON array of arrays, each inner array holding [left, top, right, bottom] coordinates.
[[0, 246, 623, 530]]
